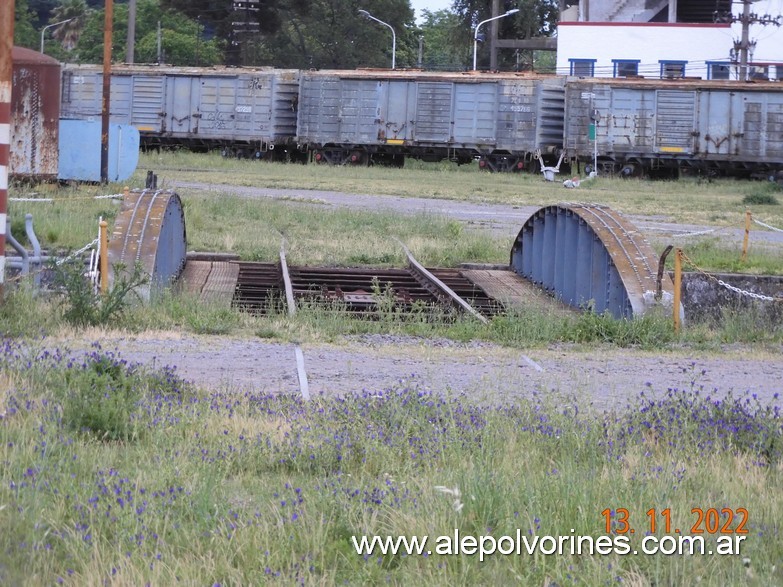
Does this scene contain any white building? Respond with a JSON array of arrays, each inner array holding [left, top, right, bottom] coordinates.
[[556, 0, 783, 80]]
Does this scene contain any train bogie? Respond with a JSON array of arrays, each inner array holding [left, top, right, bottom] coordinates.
[[296, 70, 565, 170]]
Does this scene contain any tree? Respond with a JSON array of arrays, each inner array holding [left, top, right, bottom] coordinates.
[[162, 0, 416, 69], [418, 9, 469, 71], [74, 0, 224, 65], [453, 0, 564, 71], [252, 0, 416, 69], [49, 0, 89, 51], [14, 0, 40, 49]]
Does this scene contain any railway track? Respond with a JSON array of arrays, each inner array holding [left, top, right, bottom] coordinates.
[[232, 261, 504, 319], [182, 252, 517, 320]]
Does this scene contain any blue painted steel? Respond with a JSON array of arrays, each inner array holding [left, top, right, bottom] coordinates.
[[553, 210, 566, 294], [531, 214, 544, 284], [152, 195, 188, 294], [574, 219, 593, 307], [590, 236, 608, 313], [542, 210, 556, 289], [562, 213, 579, 305], [58, 119, 139, 182], [511, 204, 670, 318]]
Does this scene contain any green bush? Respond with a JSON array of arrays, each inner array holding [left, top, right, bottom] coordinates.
[[743, 183, 781, 206], [58, 353, 143, 441], [53, 260, 148, 328]]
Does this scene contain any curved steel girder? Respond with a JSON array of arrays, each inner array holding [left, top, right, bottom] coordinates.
[[510, 203, 673, 319], [108, 189, 187, 301]]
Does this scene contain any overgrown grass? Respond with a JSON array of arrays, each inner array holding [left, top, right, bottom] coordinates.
[[1, 341, 781, 585], [9, 152, 783, 274], [138, 150, 783, 226], [3, 278, 783, 348], [183, 192, 506, 266]]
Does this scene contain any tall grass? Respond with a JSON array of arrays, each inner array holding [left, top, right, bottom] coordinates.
[[1, 340, 781, 585], [138, 151, 783, 227], [9, 152, 783, 273]]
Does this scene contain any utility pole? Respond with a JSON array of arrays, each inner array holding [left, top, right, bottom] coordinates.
[[126, 0, 136, 63], [101, 0, 113, 183], [722, 0, 782, 81], [739, 0, 751, 81], [0, 1, 12, 296], [489, 0, 500, 71]]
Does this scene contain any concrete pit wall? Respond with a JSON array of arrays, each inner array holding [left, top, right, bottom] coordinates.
[[680, 272, 783, 324]]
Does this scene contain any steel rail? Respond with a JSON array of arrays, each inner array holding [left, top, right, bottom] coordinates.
[[395, 239, 489, 325], [279, 242, 310, 401], [279, 241, 297, 317]]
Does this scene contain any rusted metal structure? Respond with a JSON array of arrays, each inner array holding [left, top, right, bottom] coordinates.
[[9, 47, 60, 180], [510, 203, 674, 318], [229, 261, 501, 318], [108, 189, 187, 300]]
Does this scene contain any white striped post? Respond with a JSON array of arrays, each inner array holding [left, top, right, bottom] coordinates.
[[0, 2, 14, 295]]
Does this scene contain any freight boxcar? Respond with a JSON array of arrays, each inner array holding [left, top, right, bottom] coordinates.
[[564, 78, 783, 179], [296, 70, 566, 171], [60, 64, 302, 160]]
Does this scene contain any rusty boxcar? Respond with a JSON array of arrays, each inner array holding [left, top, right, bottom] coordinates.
[[296, 69, 566, 171], [60, 64, 302, 160], [564, 77, 783, 179]]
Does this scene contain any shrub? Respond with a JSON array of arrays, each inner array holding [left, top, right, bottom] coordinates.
[[53, 260, 148, 328], [743, 183, 780, 206], [51, 347, 192, 441]]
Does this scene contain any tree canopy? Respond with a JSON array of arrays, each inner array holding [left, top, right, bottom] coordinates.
[[14, 0, 565, 71]]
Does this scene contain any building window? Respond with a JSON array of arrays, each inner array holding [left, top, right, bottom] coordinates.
[[612, 60, 640, 78], [707, 62, 731, 80], [749, 65, 769, 80], [660, 61, 687, 79], [569, 59, 596, 77]]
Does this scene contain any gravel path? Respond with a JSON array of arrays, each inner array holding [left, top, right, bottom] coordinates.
[[75, 333, 783, 411]]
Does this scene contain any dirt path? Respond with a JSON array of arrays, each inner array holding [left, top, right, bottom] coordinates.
[[77, 333, 783, 411]]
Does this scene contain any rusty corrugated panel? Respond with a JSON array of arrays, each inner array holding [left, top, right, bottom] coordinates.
[[109, 189, 187, 301], [10, 47, 60, 180]]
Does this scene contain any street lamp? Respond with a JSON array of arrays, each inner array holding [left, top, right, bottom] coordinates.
[[473, 8, 519, 71], [358, 9, 396, 70], [41, 18, 75, 54]]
